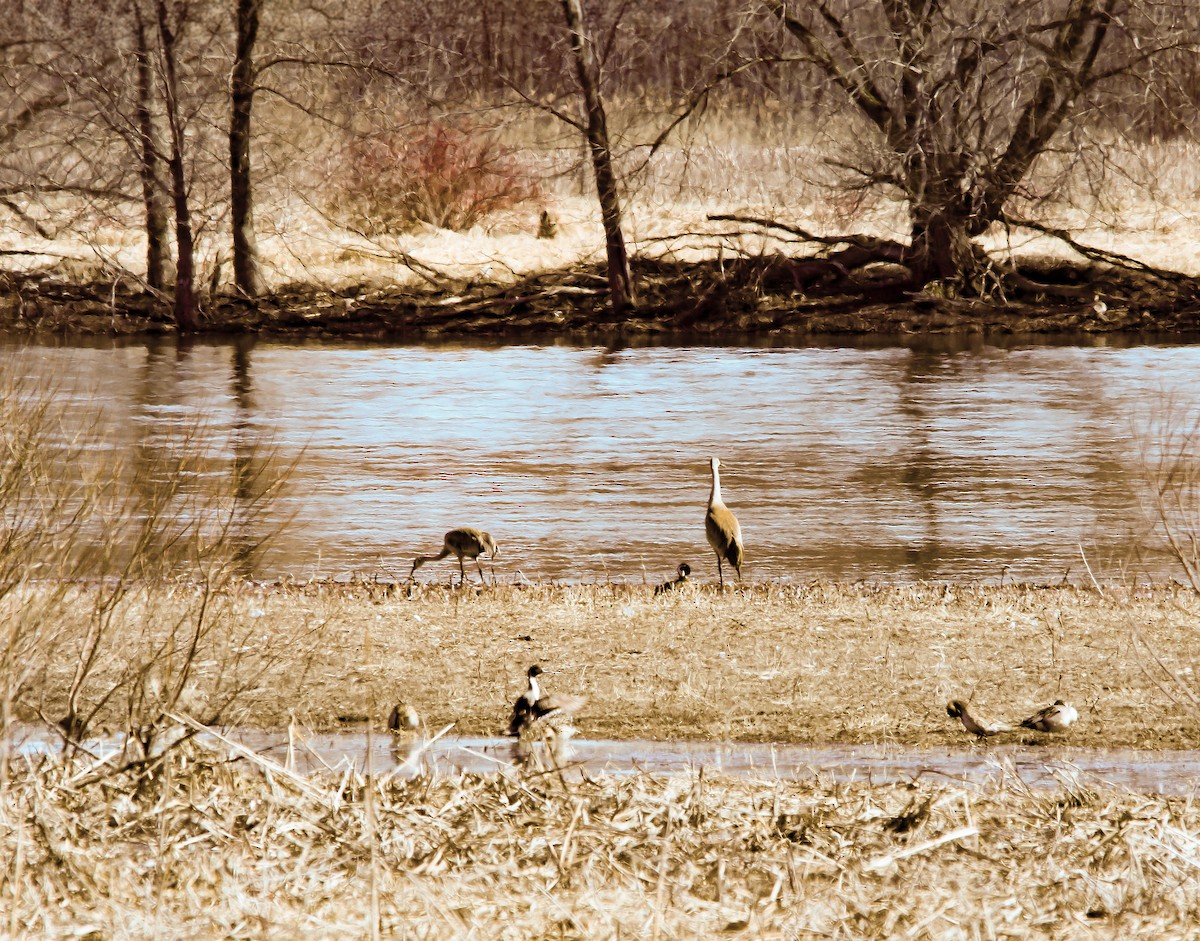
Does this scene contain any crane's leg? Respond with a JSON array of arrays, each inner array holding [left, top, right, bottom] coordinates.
[[475, 557, 487, 586], [716, 555, 724, 590], [458, 556, 467, 587]]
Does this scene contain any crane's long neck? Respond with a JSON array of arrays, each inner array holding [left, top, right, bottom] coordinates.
[[525, 675, 542, 704], [709, 464, 722, 507]]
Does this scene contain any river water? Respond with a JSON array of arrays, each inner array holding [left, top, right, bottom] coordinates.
[[6, 333, 1200, 584]]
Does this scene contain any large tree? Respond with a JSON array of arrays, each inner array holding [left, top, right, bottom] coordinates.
[[559, 0, 634, 313], [765, 0, 1188, 292], [229, 0, 264, 297]]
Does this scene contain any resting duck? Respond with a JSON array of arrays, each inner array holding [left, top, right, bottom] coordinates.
[[947, 699, 1010, 738], [1019, 700, 1079, 733], [655, 562, 692, 595]]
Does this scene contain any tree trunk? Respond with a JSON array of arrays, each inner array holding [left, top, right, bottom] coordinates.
[[904, 161, 990, 291], [155, 0, 199, 332], [560, 0, 635, 314], [907, 209, 982, 289], [230, 0, 263, 297], [132, 7, 173, 292]]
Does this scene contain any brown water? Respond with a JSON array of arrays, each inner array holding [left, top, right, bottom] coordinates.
[[7, 334, 1200, 583], [12, 724, 1200, 795], [251, 733, 1200, 796]]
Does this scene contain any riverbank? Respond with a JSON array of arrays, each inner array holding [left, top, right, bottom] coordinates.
[[16, 581, 1200, 751], [3, 252, 1199, 342]]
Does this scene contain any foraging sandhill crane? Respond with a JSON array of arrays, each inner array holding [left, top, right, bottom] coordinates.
[[705, 457, 743, 589], [410, 527, 498, 586], [654, 562, 692, 595], [946, 699, 1010, 738], [1019, 700, 1078, 733], [506, 665, 587, 745]]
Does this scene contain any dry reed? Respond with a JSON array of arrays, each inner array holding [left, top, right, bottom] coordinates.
[[2, 733, 1199, 939]]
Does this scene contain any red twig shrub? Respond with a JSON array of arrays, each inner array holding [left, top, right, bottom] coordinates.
[[326, 123, 540, 234]]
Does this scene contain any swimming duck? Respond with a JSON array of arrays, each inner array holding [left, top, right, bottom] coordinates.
[[1019, 699, 1079, 733], [947, 699, 1010, 738], [387, 702, 421, 737]]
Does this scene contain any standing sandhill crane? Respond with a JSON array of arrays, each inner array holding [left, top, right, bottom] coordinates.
[[705, 457, 743, 589], [410, 527, 498, 586], [654, 562, 692, 595]]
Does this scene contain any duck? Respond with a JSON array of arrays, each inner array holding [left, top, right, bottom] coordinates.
[[946, 699, 1010, 738], [1019, 699, 1079, 733], [506, 665, 587, 745], [387, 702, 422, 738], [654, 562, 692, 595], [387, 701, 426, 772]]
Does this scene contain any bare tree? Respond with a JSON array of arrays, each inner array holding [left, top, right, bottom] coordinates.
[[229, 0, 263, 297], [763, 0, 1192, 293], [155, 0, 199, 330], [131, 4, 175, 291], [559, 0, 634, 313], [348, 0, 768, 316]]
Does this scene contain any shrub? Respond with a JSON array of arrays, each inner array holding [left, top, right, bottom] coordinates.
[[327, 123, 541, 235]]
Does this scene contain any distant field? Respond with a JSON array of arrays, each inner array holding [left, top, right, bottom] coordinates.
[[4, 105, 1200, 294]]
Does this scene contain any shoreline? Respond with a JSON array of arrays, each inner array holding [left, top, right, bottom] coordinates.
[[4, 257, 1200, 342]]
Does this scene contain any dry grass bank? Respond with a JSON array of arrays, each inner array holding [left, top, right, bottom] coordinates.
[[3, 740, 1198, 940], [16, 581, 1200, 750], [5, 113, 1200, 295], [7, 580, 1200, 939]]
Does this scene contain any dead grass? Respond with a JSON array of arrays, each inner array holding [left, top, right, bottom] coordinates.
[[12, 580, 1200, 750], [6, 106, 1200, 293], [2, 737, 1199, 939], [6, 579, 1200, 938]]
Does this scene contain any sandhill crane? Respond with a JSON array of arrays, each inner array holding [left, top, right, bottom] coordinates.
[[946, 699, 1010, 738], [705, 457, 743, 589], [507, 665, 587, 759], [1019, 699, 1078, 733], [410, 527, 498, 586], [654, 562, 692, 595]]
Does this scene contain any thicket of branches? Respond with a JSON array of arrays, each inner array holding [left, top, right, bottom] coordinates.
[[3, 0, 1200, 326]]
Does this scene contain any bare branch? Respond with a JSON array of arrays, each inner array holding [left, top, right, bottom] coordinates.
[[999, 213, 1191, 281], [765, 0, 892, 131]]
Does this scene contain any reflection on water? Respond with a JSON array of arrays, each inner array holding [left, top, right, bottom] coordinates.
[[11, 725, 1200, 796], [250, 733, 1200, 796], [6, 334, 1200, 583]]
